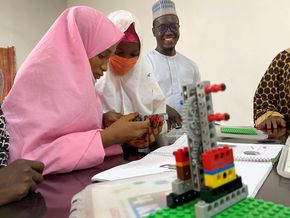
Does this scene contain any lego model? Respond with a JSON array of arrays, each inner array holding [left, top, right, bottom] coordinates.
[[146, 81, 290, 218], [165, 81, 248, 217]]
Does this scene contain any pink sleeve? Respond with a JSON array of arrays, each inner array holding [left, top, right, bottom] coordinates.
[[105, 144, 123, 157], [22, 130, 105, 175]]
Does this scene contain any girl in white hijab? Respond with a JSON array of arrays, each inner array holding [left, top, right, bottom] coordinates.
[[96, 10, 167, 148]]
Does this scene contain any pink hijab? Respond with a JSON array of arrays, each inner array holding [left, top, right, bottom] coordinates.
[[2, 6, 124, 174], [121, 23, 140, 43]]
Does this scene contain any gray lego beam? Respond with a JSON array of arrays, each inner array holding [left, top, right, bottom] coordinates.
[[195, 185, 249, 218]]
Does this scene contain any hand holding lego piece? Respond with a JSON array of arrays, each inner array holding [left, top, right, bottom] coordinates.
[[103, 111, 123, 128], [150, 114, 164, 140], [128, 114, 165, 148], [100, 112, 150, 147]]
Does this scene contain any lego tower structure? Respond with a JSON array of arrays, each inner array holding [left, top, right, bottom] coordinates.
[[167, 81, 248, 217]]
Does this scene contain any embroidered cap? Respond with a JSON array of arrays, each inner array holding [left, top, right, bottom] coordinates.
[[152, 0, 177, 21]]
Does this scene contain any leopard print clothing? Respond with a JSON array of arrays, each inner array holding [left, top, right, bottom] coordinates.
[[253, 50, 290, 126], [0, 108, 9, 167]]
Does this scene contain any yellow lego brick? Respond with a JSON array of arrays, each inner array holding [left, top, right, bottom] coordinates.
[[204, 167, 237, 189]]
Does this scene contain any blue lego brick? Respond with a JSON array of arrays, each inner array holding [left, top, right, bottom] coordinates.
[[204, 164, 234, 175]]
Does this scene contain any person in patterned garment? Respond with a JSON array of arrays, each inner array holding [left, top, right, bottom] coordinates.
[[254, 49, 290, 129], [0, 108, 9, 167], [0, 99, 44, 206]]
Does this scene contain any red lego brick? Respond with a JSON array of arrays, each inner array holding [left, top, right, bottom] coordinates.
[[173, 147, 189, 163], [202, 146, 234, 171], [208, 113, 230, 122], [149, 116, 162, 123], [204, 83, 226, 94]]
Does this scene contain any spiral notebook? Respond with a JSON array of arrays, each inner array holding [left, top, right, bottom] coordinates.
[[217, 142, 283, 163], [92, 135, 283, 197]]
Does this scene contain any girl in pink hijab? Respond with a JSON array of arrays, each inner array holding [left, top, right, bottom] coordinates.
[[2, 6, 150, 175]]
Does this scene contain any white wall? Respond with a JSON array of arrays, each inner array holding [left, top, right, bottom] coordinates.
[[2, 0, 289, 126], [68, 0, 290, 126], [0, 0, 67, 67]]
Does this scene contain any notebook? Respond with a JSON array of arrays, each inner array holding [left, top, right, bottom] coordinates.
[[217, 142, 283, 163], [91, 134, 187, 182], [92, 134, 283, 197], [277, 135, 290, 178]]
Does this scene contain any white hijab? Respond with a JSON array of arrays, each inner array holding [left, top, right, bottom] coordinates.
[[95, 10, 166, 115]]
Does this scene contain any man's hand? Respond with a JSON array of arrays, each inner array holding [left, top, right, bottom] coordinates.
[[0, 159, 44, 206], [166, 105, 182, 130]]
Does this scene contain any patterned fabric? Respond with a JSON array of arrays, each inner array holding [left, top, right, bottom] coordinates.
[[0, 108, 9, 167], [253, 50, 290, 126]]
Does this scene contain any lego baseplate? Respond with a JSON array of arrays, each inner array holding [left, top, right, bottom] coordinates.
[[145, 197, 290, 218], [216, 126, 268, 140]]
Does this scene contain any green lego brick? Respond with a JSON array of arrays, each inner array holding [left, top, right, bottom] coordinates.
[[144, 198, 290, 218], [220, 127, 258, 135]]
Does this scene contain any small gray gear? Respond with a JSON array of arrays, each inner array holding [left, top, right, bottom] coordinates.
[[181, 95, 201, 144]]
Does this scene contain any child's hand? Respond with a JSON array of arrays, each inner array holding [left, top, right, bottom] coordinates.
[[103, 111, 123, 128], [128, 139, 149, 148], [101, 112, 150, 146]]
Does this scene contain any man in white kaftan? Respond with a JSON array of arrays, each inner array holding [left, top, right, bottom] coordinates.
[[146, 0, 200, 129]]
